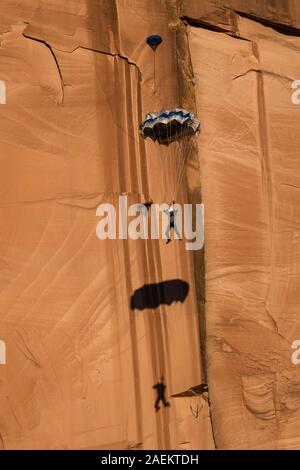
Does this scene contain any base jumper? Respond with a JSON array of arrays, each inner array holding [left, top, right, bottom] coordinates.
[[153, 377, 170, 412], [164, 202, 181, 244]]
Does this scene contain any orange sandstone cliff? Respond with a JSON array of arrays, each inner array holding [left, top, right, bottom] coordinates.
[[0, 0, 299, 450]]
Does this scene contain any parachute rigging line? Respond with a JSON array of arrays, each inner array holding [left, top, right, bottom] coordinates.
[[139, 109, 200, 201], [146, 35, 163, 95]]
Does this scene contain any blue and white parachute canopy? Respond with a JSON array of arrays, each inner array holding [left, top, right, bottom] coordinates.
[[139, 108, 200, 145]]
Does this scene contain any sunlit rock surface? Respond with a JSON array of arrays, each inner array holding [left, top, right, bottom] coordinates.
[[0, 0, 299, 450]]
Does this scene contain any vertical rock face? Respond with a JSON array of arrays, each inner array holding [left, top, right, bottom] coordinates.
[[182, 0, 300, 30], [0, 0, 210, 450], [0, 0, 299, 450], [188, 4, 300, 450]]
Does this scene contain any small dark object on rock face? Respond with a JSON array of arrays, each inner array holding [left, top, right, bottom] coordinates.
[[153, 376, 170, 412], [146, 35, 163, 51]]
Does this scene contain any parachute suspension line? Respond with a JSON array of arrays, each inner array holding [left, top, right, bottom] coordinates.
[[157, 123, 168, 201], [176, 124, 185, 197], [173, 119, 182, 199], [159, 120, 173, 202], [166, 114, 174, 201], [139, 108, 200, 203], [173, 127, 186, 200], [169, 121, 179, 201], [175, 125, 185, 198], [175, 137, 193, 199], [178, 136, 191, 189], [153, 52, 156, 95], [174, 140, 182, 200], [179, 129, 197, 197], [146, 35, 163, 96]]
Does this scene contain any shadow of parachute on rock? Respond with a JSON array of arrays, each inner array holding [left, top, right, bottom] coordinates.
[[130, 279, 189, 310]]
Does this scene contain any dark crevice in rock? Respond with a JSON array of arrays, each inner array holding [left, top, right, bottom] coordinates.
[[22, 32, 65, 104], [181, 16, 230, 33], [235, 10, 300, 37]]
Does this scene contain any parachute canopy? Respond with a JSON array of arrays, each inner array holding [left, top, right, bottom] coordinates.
[[139, 109, 200, 201], [146, 35, 163, 51], [139, 108, 200, 145]]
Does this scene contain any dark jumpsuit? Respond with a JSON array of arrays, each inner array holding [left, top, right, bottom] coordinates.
[[164, 208, 180, 241], [153, 381, 170, 411]]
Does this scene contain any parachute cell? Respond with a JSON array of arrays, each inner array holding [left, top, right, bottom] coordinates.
[[140, 109, 199, 145], [140, 109, 200, 201], [146, 35, 163, 51]]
